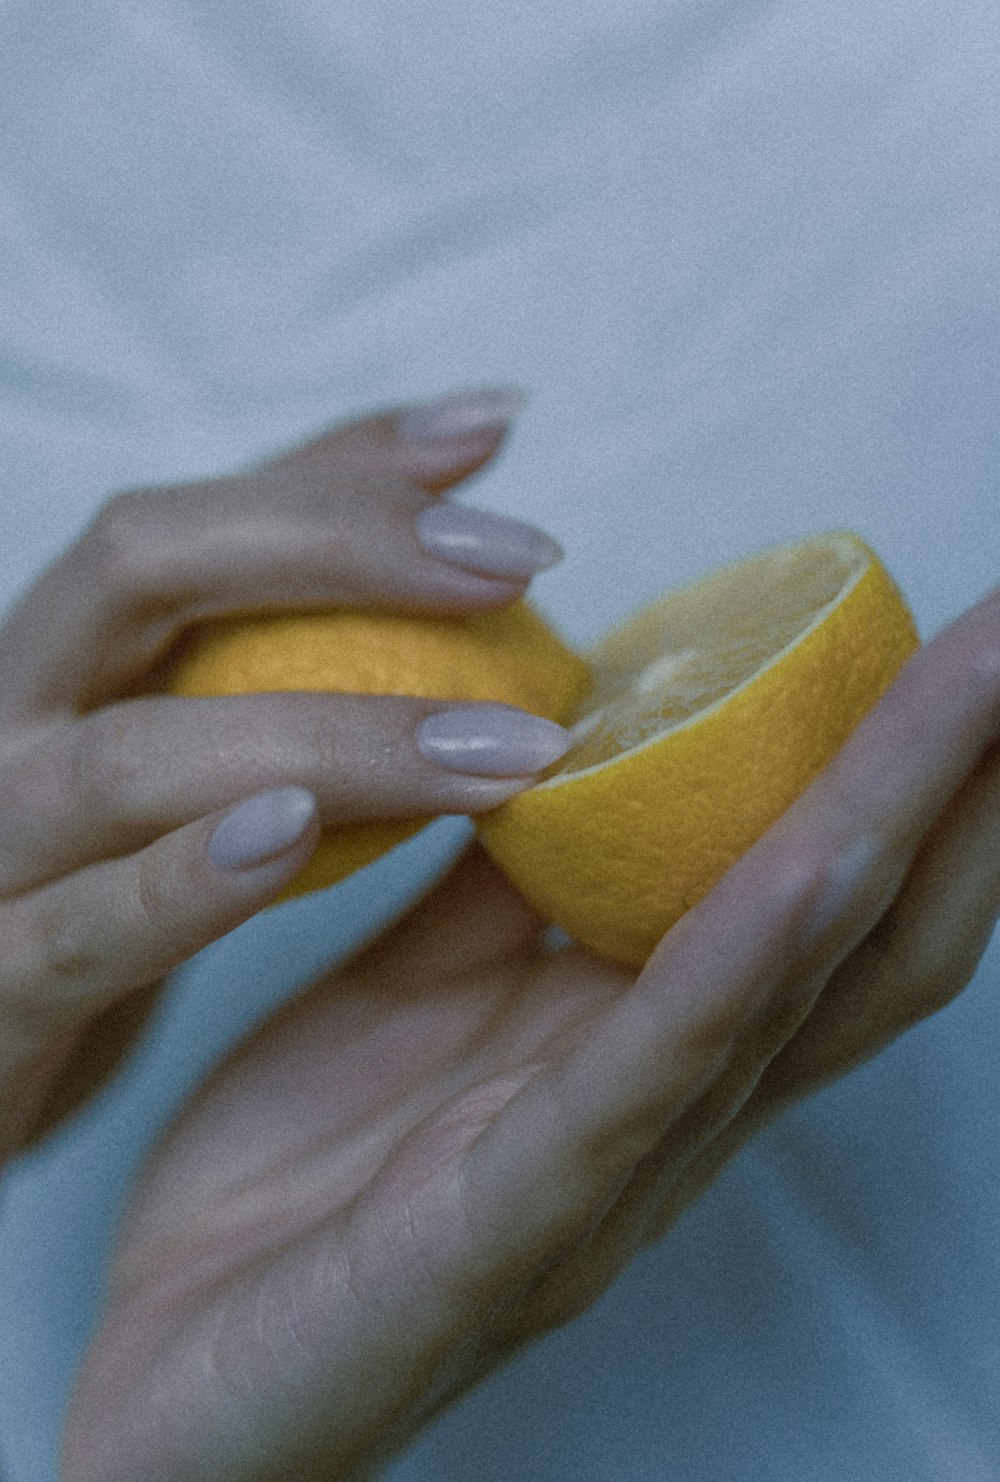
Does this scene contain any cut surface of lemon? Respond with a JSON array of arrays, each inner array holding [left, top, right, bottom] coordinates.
[[477, 530, 920, 966], [166, 600, 590, 897]]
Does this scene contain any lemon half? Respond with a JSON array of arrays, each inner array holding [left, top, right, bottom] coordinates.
[[477, 529, 919, 965], [167, 600, 589, 897]]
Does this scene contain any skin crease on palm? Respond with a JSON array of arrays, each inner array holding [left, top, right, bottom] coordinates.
[[0, 396, 997, 1482]]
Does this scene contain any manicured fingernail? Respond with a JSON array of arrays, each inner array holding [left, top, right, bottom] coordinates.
[[800, 833, 882, 943], [207, 787, 317, 871], [397, 387, 526, 442], [416, 503, 564, 579], [415, 705, 572, 776]]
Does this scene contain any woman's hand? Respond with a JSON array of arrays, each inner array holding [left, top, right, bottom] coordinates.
[[0, 386, 570, 1165], [63, 569, 1000, 1481]]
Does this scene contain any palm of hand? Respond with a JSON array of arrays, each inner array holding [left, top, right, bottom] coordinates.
[[66, 847, 641, 1480]]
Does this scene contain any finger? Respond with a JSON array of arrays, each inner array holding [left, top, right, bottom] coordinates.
[[632, 745, 1000, 1247], [459, 837, 824, 1270], [1, 788, 321, 1049], [0, 389, 561, 720], [0, 697, 571, 893], [751, 733, 1000, 1108], [534, 730, 1000, 1296], [460, 576, 1000, 1267], [0, 787, 322, 1156], [266, 385, 528, 493]]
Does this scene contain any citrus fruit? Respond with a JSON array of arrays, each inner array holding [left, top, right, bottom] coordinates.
[[166, 601, 590, 898], [476, 529, 919, 966]]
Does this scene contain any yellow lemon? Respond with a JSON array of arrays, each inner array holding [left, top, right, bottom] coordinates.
[[167, 601, 590, 898], [477, 529, 919, 966]]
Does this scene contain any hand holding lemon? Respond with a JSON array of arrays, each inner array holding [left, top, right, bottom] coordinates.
[[29, 393, 998, 1482], [68, 512, 1000, 1482], [168, 527, 920, 964]]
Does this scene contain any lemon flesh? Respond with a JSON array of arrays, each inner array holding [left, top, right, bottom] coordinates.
[[477, 530, 920, 967]]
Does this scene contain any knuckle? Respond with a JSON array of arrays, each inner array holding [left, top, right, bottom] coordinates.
[[0, 899, 98, 1026], [81, 487, 171, 601], [85, 487, 149, 563]]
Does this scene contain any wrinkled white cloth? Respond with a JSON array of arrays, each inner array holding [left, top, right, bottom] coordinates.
[[1, 2, 999, 1477]]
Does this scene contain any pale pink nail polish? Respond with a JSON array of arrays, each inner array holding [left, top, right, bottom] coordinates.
[[415, 706, 571, 776], [397, 387, 526, 442], [207, 787, 317, 871], [416, 503, 564, 579], [799, 833, 882, 943]]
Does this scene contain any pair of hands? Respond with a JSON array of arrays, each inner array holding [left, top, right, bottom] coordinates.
[[1, 390, 997, 1481]]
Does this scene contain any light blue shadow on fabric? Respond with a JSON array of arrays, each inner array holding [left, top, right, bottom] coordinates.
[[0, 815, 473, 1482]]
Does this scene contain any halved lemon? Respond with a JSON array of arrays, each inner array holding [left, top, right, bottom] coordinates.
[[477, 530, 920, 966], [166, 600, 589, 897]]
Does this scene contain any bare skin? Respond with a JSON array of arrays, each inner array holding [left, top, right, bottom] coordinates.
[[1, 393, 997, 1480]]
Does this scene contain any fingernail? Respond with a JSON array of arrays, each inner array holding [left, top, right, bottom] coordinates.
[[207, 787, 317, 871], [415, 705, 572, 776], [416, 503, 564, 579], [397, 387, 526, 443], [799, 833, 882, 944]]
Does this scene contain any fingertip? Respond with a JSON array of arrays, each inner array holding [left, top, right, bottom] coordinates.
[[206, 787, 319, 874], [415, 503, 565, 581], [415, 705, 572, 777], [396, 387, 527, 444], [263, 386, 526, 483], [392, 386, 527, 490]]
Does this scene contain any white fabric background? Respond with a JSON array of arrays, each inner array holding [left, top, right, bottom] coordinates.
[[1, 2, 998, 1477]]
